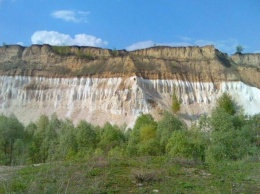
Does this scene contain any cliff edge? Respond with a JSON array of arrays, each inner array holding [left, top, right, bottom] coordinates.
[[1, 44, 259, 88]]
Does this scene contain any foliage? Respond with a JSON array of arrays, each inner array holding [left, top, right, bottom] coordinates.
[[210, 107, 234, 132], [172, 88, 180, 114], [0, 114, 25, 165], [52, 46, 71, 56], [166, 130, 191, 158], [111, 48, 118, 57], [205, 95, 258, 163], [126, 114, 158, 156], [216, 92, 236, 115], [98, 122, 126, 153], [157, 111, 185, 153], [206, 129, 252, 163], [75, 120, 96, 151], [236, 45, 244, 53], [0, 91, 259, 193], [0, 94, 258, 168], [140, 124, 156, 141]]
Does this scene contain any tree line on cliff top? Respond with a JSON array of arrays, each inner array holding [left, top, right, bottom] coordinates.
[[0, 93, 259, 166]]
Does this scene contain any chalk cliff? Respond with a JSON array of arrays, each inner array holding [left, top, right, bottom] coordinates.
[[0, 45, 259, 125]]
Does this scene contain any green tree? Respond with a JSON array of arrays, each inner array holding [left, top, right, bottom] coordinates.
[[140, 124, 156, 141], [216, 92, 236, 115], [157, 111, 185, 153], [126, 114, 157, 156], [138, 124, 161, 156], [138, 138, 161, 156], [210, 107, 234, 132], [172, 87, 180, 114], [206, 129, 251, 163], [236, 45, 244, 53], [28, 115, 53, 163], [98, 123, 126, 153], [166, 130, 191, 158], [166, 129, 208, 162], [58, 119, 77, 160], [75, 120, 96, 153], [0, 115, 25, 165]]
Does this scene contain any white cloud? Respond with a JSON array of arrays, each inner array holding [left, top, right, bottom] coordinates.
[[16, 42, 23, 46], [126, 40, 155, 51], [50, 10, 89, 23], [126, 38, 240, 54], [31, 31, 108, 47]]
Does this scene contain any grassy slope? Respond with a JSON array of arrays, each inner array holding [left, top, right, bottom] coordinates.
[[0, 156, 259, 194]]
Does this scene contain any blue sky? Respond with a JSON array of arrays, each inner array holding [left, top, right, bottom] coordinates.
[[0, 0, 259, 54]]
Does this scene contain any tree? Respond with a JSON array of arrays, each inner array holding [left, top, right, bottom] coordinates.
[[157, 111, 185, 153], [56, 119, 78, 160], [210, 107, 234, 132], [75, 120, 96, 152], [166, 130, 191, 158], [216, 92, 236, 115], [140, 124, 156, 142], [0, 115, 25, 165], [206, 129, 251, 163], [172, 87, 180, 114], [98, 123, 126, 153], [236, 45, 244, 53], [126, 114, 158, 156]]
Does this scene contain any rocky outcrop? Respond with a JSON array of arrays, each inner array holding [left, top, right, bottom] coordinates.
[[231, 53, 260, 67], [0, 44, 259, 125]]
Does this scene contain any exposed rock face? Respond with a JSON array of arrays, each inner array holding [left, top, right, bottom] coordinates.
[[0, 45, 259, 125], [231, 53, 260, 67]]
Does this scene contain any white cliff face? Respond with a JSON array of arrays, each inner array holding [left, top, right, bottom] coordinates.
[[0, 76, 259, 126]]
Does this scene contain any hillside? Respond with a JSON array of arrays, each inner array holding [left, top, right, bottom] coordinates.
[[0, 44, 259, 125]]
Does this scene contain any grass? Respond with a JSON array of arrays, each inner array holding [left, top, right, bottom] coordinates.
[[52, 46, 95, 60], [0, 155, 259, 194]]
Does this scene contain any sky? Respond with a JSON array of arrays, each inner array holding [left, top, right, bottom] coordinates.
[[0, 0, 259, 54]]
